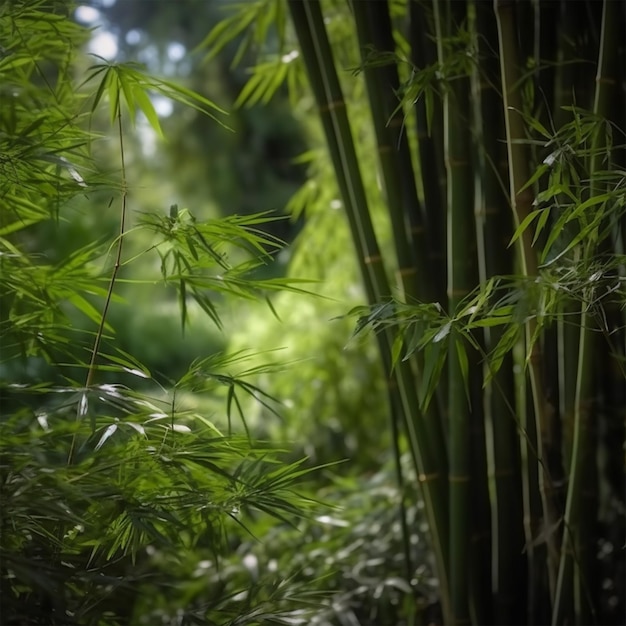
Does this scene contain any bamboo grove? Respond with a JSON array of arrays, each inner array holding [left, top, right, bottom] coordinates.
[[207, 0, 626, 624]]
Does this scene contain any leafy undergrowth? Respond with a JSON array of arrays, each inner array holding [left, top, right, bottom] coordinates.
[[129, 456, 439, 626]]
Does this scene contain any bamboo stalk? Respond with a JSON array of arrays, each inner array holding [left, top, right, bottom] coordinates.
[[349, 0, 438, 587], [432, 0, 480, 622], [533, 0, 558, 130], [286, 2, 452, 621], [553, 0, 579, 130], [553, 0, 581, 506], [519, 365, 547, 624], [409, 0, 449, 438], [552, 2, 620, 623], [350, 0, 449, 497], [350, 0, 428, 303], [409, 0, 447, 306], [350, 0, 448, 424], [494, 0, 561, 609], [472, 2, 525, 622]]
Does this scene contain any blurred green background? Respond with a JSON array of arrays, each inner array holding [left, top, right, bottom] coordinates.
[[65, 0, 393, 462]]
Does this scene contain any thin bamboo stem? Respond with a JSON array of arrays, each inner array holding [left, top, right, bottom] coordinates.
[[495, 0, 561, 608], [433, 0, 479, 622], [552, 1, 582, 548], [67, 106, 128, 465]]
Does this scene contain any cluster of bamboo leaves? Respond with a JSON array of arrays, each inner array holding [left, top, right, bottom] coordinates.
[[0, 2, 325, 624], [202, 0, 625, 624]]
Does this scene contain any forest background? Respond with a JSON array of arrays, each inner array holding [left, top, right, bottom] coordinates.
[[1, 1, 624, 625]]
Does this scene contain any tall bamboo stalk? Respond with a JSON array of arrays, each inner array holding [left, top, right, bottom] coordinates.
[[472, 2, 525, 622], [349, 0, 440, 587], [495, 0, 561, 611], [350, 0, 449, 493], [533, 0, 558, 130], [552, 0, 582, 526], [551, 2, 588, 592], [409, 0, 449, 441], [432, 0, 481, 622], [552, 2, 619, 623], [286, 2, 452, 621], [350, 0, 426, 302], [409, 0, 447, 307]]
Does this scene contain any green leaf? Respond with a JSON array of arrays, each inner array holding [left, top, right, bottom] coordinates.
[[433, 320, 452, 343], [132, 84, 163, 138], [179, 277, 188, 333], [117, 70, 136, 120], [454, 336, 471, 406], [67, 293, 111, 329], [567, 193, 611, 222], [86, 64, 111, 113], [509, 209, 542, 246], [533, 206, 552, 246], [486, 324, 522, 383], [106, 67, 120, 124], [101, 348, 152, 380], [391, 332, 404, 368], [518, 163, 548, 194], [419, 340, 447, 412]]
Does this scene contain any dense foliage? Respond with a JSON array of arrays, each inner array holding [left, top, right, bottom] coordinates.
[[0, 2, 320, 624]]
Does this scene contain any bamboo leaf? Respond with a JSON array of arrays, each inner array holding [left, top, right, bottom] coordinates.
[[101, 348, 152, 379], [418, 340, 447, 411], [196, 4, 259, 61], [94, 424, 118, 451], [567, 192, 611, 221], [67, 293, 110, 329], [87, 64, 111, 113], [106, 68, 120, 124], [78, 393, 88, 418], [532, 206, 552, 245], [179, 277, 187, 333], [509, 209, 542, 246], [433, 320, 452, 343], [486, 323, 522, 383], [518, 163, 548, 194], [391, 332, 404, 367], [117, 70, 136, 120], [454, 336, 470, 406], [131, 85, 163, 138]]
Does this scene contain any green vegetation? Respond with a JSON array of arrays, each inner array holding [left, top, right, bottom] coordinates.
[[0, 2, 317, 623], [1, 1, 624, 625]]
